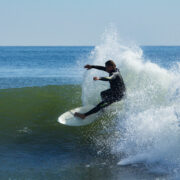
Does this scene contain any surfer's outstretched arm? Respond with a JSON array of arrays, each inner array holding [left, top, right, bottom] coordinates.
[[99, 72, 118, 81], [84, 64, 106, 72], [91, 65, 106, 71], [93, 73, 117, 81]]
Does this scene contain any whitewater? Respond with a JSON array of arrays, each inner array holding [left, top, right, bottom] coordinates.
[[82, 29, 180, 178]]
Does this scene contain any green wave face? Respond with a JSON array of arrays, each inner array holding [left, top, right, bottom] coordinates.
[[0, 85, 82, 132]]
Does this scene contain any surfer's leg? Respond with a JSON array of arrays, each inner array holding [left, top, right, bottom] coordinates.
[[74, 90, 124, 119], [84, 90, 125, 117], [82, 89, 112, 117], [102, 89, 125, 102], [74, 101, 112, 119], [101, 89, 112, 101], [84, 101, 112, 117]]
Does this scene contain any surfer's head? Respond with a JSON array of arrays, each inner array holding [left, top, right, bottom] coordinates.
[[105, 60, 116, 72]]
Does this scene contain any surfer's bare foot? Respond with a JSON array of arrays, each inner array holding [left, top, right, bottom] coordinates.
[[74, 112, 86, 119]]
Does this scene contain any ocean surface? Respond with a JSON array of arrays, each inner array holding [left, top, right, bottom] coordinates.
[[0, 37, 180, 179]]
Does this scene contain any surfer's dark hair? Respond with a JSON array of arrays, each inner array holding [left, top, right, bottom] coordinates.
[[105, 60, 116, 68]]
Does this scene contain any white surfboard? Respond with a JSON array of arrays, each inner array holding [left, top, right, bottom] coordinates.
[[58, 105, 99, 126]]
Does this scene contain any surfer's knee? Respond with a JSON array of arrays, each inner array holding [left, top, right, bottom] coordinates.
[[101, 90, 107, 100], [100, 91, 104, 97]]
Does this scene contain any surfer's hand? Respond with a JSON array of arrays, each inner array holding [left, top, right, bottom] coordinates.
[[93, 77, 99, 81], [84, 64, 92, 70]]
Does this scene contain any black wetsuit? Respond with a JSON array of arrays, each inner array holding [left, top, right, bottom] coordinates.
[[84, 65, 126, 117]]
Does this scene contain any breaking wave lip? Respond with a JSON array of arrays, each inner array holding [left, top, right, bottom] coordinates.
[[81, 27, 180, 176]]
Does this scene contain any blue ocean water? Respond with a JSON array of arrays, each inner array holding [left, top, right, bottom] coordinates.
[[0, 44, 180, 179], [0, 46, 93, 88], [0, 46, 180, 89]]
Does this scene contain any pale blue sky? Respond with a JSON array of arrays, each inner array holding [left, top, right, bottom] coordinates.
[[0, 0, 180, 45]]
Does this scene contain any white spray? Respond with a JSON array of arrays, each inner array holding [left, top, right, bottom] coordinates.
[[82, 28, 180, 176]]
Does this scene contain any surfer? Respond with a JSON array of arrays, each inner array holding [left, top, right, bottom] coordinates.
[[74, 60, 126, 119]]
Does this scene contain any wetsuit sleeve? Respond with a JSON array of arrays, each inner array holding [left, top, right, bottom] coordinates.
[[99, 72, 118, 81], [91, 65, 106, 72]]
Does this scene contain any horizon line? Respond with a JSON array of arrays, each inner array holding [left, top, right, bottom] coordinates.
[[0, 45, 180, 47]]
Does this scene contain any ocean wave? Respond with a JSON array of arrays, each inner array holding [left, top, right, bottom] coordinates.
[[0, 85, 81, 132], [81, 28, 180, 176]]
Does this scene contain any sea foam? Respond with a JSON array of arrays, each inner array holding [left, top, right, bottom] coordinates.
[[82, 28, 180, 176]]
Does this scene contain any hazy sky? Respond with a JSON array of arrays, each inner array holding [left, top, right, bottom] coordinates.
[[0, 0, 180, 45]]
